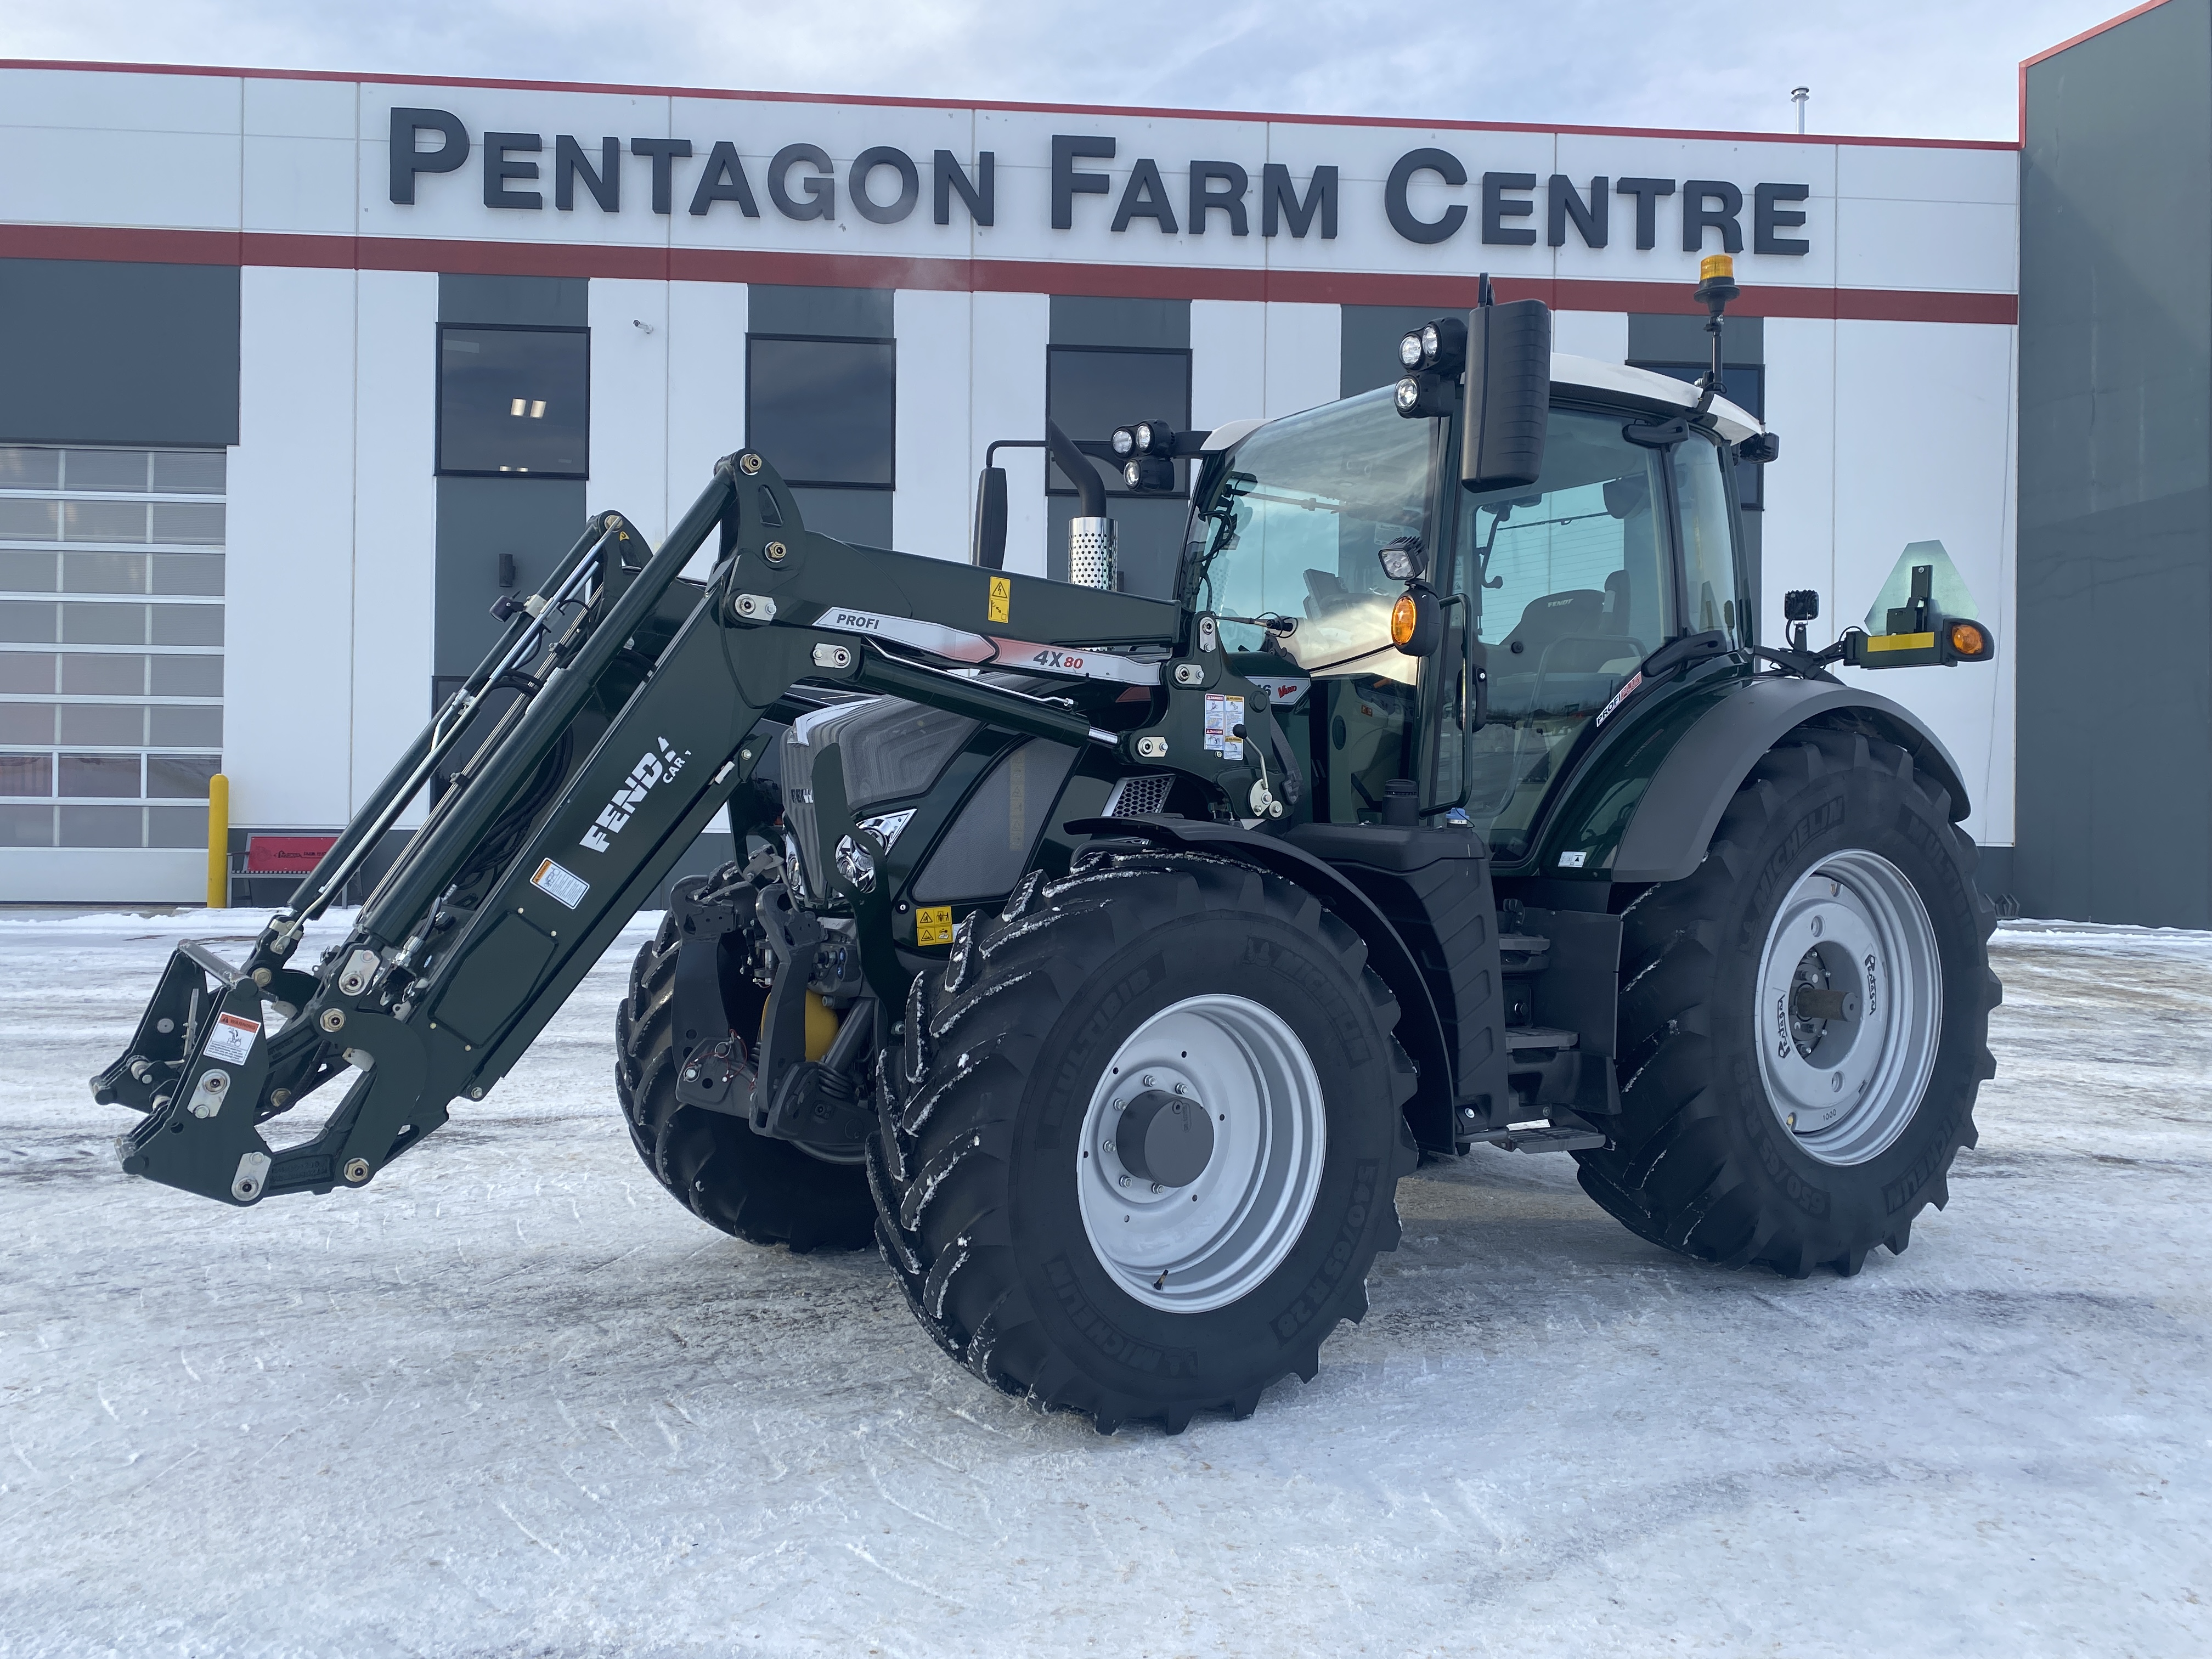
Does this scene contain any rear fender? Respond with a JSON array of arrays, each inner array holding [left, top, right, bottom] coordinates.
[[1607, 679, 1971, 885]]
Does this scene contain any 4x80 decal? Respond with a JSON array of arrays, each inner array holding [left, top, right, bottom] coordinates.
[[579, 737, 690, 853]]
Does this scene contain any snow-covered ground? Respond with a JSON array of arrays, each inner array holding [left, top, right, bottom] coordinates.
[[2, 909, 2207, 1658]]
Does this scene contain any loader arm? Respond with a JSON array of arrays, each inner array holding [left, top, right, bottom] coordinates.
[[94, 450, 1282, 1208]]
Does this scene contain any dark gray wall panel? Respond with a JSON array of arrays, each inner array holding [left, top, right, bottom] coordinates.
[[433, 476, 589, 678], [2018, 0, 2212, 924], [0, 259, 239, 447], [1050, 295, 1189, 349], [1340, 304, 1436, 397], [792, 486, 892, 549], [749, 284, 893, 337], [438, 274, 587, 328], [1627, 314, 1762, 364]]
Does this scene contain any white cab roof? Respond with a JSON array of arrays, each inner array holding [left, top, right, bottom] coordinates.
[[1202, 353, 1767, 457], [1551, 352, 1765, 444]]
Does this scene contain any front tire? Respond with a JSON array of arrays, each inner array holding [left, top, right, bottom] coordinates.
[[1576, 724, 2000, 1277], [870, 851, 1419, 1433], [614, 914, 875, 1252]]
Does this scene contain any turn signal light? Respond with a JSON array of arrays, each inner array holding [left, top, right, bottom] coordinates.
[[1390, 592, 1418, 646], [1949, 620, 1987, 658]]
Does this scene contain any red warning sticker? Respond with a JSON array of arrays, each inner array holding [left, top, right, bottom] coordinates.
[[204, 1010, 259, 1065]]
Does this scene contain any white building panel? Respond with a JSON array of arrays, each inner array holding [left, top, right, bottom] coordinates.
[[667, 279, 748, 577], [893, 287, 976, 563], [0, 127, 240, 230], [1834, 197, 2019, 293], [349, 269, 439, 825], [588, 278, 672, 545], [1261, 302, 1340, 419], [243, 135, 359, 237], [227, 264, 359, 830], [1190, 300, 1266, 430], [1551, 309, 1629, 365], [241, 75, 357, 142], [1760, 317, 1840, 646], [1830, 319, 2018, 844], [0, 66, 241, 134], [968, 290, 1050, 579]]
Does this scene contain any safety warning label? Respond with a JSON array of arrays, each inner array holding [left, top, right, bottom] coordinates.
[[1205, 692, 1245, 760], [531, 857, 590, 910], [204, 1011, 258, 1065]]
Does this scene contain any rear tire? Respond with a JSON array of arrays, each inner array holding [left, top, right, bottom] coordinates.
[[1575, 724, 2000, 1277], [614, 913, 875, 1252], [869, 851, 1419, 1434]]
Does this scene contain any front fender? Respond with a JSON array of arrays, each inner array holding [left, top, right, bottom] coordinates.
[[1606, 677, 1971, 885], [1063, 815, 1461, 1148]]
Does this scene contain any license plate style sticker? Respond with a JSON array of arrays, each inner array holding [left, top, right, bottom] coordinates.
[[204, 1010, 259, 1065], [915, 905, 955, 947], [531, 857, 590, 910]]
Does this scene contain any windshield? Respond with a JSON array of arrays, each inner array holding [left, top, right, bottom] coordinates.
[[1188, 388, 1438, 687]]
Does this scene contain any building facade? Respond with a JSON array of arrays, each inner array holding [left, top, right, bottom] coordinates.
[[0, 61, 2024, 904]]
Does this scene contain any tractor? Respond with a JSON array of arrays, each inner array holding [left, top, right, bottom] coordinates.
[[95, 256, 2000, 1433]]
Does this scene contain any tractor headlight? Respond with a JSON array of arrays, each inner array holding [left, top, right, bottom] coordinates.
[[1376, 536, 1427, 583], [1111, 425, 1137, 458], [1123, 456, 1175, 492], [834, 832, 879, 893], [1394, 376, 1424, 414], [1398, 330, 1425, 370], [1419, 321, 1441, 364]]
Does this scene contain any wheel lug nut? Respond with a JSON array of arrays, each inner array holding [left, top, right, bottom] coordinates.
[[1118, 1175, 1130, 1187], [1149, 1182, 1163, 1194], [1103, 1141, 1115, 1154], [1172, 1082, 1186, 1094], [1141, 1073, 1155, 1085]]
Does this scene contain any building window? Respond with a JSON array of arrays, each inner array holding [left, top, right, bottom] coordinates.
[[1046, 344, 1192, 597], [744, 335, 897, 489], [0, 444, 225, 850], [437, 325, 590, 478]]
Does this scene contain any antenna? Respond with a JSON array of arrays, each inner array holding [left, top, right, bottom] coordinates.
[[1791, 86, 1809, 135]]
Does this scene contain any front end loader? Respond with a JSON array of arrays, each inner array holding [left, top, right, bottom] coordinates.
[[95, 258, 2001, 1432]]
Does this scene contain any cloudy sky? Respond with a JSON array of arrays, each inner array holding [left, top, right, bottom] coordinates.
[[0, 0, 2130, 140]]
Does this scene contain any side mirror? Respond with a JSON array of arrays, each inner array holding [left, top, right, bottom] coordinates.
[[1463, 297, 1551, 493], [970, 465, 1008, 569]]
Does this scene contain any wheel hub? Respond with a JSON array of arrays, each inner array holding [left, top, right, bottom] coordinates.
[[1754, 849, 1941, 1166], [1077, 995, 1327, 1314]]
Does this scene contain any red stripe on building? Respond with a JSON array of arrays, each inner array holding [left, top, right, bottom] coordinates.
[[0, 222, 2019, 326]]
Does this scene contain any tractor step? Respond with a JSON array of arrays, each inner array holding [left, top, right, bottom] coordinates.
[[1504, 1025, 1578, 1057], [1471, 1118, 1609, 1154]]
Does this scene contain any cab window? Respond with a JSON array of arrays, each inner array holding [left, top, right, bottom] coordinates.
[[1673, 433, 1746, 650], [1447, 408, 1674, 857], [1189, 388, 1440, 822]]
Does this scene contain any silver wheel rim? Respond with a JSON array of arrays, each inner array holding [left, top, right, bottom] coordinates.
[[1076, 994, 1327, 1314], [1754, 847, 1942, 1166]]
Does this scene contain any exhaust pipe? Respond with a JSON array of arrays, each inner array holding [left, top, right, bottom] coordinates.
[[1046, 420, 1116, 589]]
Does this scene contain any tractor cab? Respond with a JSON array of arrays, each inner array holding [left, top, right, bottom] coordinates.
[[1184, 349, 1764, 865]]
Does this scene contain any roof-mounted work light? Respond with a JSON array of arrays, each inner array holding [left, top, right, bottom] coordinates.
[[1394, 315, 1467, 419], [1111, 421, 1178, 459]]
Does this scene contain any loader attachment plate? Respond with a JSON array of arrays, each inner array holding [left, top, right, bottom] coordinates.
[[98, 939, 441, 1206]]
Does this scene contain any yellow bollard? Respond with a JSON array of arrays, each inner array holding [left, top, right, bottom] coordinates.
[[206, 772, 229, 910]]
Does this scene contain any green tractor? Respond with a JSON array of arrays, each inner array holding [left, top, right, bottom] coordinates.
[[97, 259, 2000, 1434]]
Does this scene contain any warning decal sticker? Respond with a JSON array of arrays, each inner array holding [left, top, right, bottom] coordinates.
[[1205, 692, 1245, 760], [915, 905, 955, 947], [531, 857, 590, 910], [987, 575, 1011, 625], [204, 1011, 259, 1066]]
